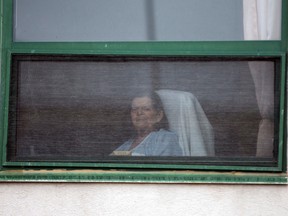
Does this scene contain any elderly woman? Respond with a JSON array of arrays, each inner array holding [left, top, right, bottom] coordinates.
[[112, 91, 182, 156]]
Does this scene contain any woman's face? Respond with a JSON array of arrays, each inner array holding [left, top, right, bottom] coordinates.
[[131, 96, 163, 132]]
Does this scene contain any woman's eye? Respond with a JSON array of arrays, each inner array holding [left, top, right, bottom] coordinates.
[[131, 107, 153, 112], [143, 107, 152, 112]]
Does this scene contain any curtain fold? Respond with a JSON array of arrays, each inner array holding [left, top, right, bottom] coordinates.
[[243, 0, 281, 40], [243, 0, 281, 157], [156, 89, 214, 156]]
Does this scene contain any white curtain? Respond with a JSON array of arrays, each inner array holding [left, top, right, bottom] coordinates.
[[243, 0, 281, 40], [157, 89, 214, 156], [243, 0, 281, 157]]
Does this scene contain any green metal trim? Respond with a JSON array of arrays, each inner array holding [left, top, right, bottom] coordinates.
[[283, 56, 288, 171], [2, 0, 12, 50], [0, 0, 3, 170], [9, 49, 286, 60], [10, 41, 286, 56], [2, 160, 282, 172], [1, 52, 11, 165], [0, 170, 286, 184], [1, 0, 13, 169], [0, 0, 2, 49], [278, 54, 287, 171]]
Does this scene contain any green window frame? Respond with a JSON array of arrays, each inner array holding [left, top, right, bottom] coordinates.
[[0, 0, 287, 184]]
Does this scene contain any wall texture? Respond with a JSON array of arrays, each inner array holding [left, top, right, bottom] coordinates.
[[0, 183, 288, 216]]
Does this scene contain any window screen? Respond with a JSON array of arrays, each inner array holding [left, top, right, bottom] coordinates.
[[7, 54, 280, 167]]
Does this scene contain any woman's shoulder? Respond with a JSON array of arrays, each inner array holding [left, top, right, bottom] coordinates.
[[150, 129, 182, 156], [153, 129, 178, 141], [115, 139, 133, 151], [157, 129, 177, 136]]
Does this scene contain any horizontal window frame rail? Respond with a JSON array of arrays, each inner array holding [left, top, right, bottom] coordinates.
[[0, 169, 286, 184], [1, 160, 283, 173], [8, 41, 287, 56]]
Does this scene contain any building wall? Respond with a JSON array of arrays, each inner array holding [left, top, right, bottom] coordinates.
[[0, 183, 288, 216]]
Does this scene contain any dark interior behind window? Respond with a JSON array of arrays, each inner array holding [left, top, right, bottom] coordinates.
[[7, 55, 280, 167]]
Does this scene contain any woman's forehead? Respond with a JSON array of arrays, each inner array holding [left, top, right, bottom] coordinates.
[[131, 96, 153, 107]]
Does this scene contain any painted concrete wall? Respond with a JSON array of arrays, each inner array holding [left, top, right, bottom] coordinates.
[[0, 183, 288, 216]]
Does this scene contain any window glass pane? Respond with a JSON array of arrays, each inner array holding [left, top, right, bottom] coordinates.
[[13, 0, 245, 42], [7, 55, 280, 166]]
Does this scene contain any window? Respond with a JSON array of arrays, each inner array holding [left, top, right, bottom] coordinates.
[[14, 0, 244, 42], [0, 0, 287, 183]]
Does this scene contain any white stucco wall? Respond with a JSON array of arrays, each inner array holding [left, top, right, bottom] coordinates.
[[0, 183, 288, 216]]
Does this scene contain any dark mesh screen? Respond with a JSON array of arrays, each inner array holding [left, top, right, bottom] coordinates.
[[7, 55, 280, 165]]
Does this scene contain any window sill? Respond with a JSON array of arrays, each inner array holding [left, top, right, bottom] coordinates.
[[0, 169, 286, 184]]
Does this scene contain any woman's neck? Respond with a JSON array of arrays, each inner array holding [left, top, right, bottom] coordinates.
[[129, 128, 155, 150], [136, 128, 155, 138]]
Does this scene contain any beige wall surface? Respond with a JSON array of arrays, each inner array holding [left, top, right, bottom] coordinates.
[[0, 183, 288, 216]]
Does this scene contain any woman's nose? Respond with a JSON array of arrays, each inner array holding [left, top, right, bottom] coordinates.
[[136, 108, 144, 115]]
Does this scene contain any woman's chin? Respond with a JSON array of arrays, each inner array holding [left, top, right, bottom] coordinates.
[[134, 126, 155, 134]]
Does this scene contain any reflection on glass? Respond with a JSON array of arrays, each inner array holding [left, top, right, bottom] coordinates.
[[14, 0, 244, 41], [8, 55, 280, 163]]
